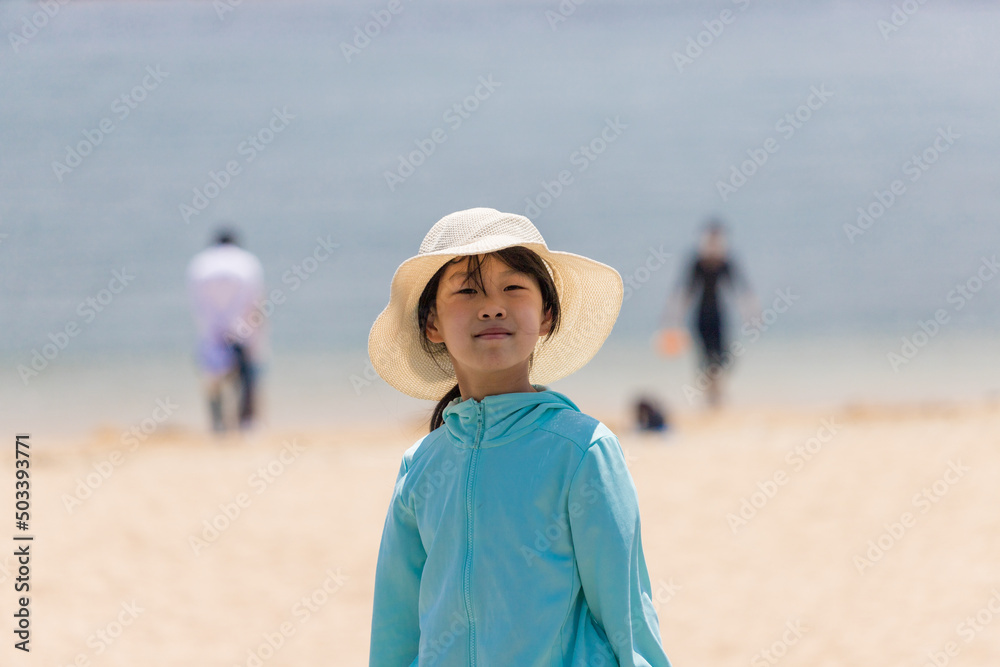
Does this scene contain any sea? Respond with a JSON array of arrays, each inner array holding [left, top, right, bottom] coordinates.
[[1, 0, 998, 437]]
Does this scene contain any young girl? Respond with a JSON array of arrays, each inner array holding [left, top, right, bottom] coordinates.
[[368, 208, 671, 666]]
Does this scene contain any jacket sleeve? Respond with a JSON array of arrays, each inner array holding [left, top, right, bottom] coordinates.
[[369, 456, 426, 667], [568, 434, 672, 667]]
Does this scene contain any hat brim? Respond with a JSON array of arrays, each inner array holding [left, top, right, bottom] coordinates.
[[368, 242, 623, 401]]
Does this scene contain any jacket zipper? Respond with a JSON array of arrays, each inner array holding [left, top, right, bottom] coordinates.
[[464, 401, 485, 667]]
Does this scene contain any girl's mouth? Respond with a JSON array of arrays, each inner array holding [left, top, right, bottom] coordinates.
[[475, 328, 512, 339]]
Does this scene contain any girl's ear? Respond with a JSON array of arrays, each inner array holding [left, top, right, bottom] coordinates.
[[425, 306, 445, 344], [539, 306, 554, 337]]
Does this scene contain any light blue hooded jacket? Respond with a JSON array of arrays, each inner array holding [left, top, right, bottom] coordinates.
[[370, 386, 671, 667]]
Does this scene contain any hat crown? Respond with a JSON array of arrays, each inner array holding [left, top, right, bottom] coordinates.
[[418, 208, 546, 256]]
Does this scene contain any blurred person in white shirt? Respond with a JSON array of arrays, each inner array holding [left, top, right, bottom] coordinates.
[[186, 227, 268, 433]]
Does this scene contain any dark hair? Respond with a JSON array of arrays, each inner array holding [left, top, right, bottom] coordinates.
[[417, 246, 561, 432], [213, 227, 239, 246]]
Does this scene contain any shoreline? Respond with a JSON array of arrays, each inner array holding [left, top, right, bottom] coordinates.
[[4, 328, 1000, 440]]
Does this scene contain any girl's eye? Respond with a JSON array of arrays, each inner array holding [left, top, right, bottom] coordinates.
[[504, 284, 525, 291], [457, 288, 477, 295]]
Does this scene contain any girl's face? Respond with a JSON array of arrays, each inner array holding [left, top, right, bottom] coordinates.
[[425, 255, 553, 396]]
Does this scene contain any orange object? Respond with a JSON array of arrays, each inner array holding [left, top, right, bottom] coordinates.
[[653, 328, 690, 357]]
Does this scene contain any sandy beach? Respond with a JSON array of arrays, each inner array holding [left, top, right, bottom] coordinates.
[[3, 399, 998, 667]]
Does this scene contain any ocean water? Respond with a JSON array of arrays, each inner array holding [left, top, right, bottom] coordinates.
[[1, 0, 999, 435]]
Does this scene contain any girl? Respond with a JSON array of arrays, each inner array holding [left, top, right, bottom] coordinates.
[[368, 208, 671, 666]]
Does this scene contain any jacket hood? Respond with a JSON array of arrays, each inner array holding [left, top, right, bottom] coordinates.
[[441, 385, 581, 448]]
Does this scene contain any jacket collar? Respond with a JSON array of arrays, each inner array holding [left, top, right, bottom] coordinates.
[[441, 385, 580, 448]]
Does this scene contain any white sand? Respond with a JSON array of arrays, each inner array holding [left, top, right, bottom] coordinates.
[[4, 400, 1000, 666]]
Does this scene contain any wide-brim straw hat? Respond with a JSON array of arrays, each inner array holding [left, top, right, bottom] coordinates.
[[368, 207, 623, 400]]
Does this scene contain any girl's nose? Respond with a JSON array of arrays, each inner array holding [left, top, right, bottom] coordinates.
[[479, 307, 505, 319], [479, 299, 505, 319]]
